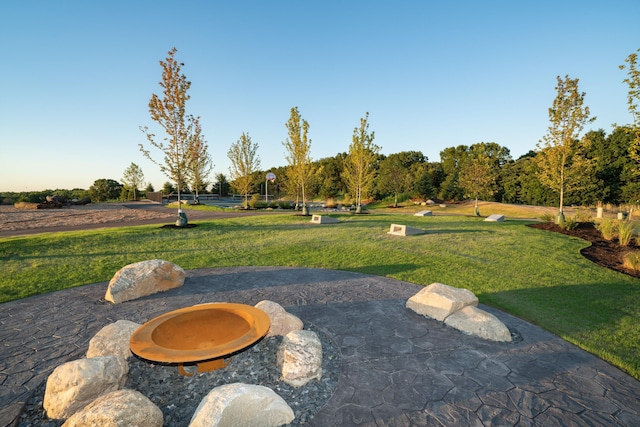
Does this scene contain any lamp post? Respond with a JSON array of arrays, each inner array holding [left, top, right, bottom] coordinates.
[[265, 172, 276, 205]]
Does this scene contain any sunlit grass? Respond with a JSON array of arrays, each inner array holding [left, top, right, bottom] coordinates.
[[2, 212, 640, 379]]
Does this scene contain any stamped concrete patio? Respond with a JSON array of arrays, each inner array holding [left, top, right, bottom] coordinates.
[[2, 266, 639, 426]]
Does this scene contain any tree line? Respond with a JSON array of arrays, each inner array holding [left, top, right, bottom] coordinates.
[[3, 48, 638, 212]]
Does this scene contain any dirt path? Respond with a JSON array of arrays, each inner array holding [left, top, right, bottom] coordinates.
[[0, 202, 266, 237]]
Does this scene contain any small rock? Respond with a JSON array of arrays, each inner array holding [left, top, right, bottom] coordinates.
[[255, 300, 303, 337], [86, 319, 141, 359], [406, 282, 478, 321], [444, 306, 512, 342], [277, 330, 322, 387], [189, 382, 295, 427], [62, 389, 163, 427]]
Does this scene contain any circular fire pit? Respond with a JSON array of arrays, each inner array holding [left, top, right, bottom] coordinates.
[[130, 303, 270, 375]]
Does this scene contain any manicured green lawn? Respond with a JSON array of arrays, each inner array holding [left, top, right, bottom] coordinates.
[[2, 213, 639, 379]]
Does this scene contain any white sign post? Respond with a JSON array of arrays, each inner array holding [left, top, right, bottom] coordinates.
[[265, 172, 276, 204]]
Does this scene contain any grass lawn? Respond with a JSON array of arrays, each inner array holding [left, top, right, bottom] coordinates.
[[2, 211, 639, 380]]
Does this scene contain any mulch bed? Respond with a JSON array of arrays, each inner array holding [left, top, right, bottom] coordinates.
[[528, 222, 640, 279]]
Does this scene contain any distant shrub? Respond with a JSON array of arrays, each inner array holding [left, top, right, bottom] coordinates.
[[278, 200, 294, 209], [248, 194, 261, 209], [623, 251, 640, 271], [574, 209, 593, 223], [617, 220, 636, 246], [597, 219, 618, 241], [540, 213, 554, 222]]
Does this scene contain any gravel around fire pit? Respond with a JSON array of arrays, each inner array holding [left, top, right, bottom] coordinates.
[[18, 324, 340, 426]]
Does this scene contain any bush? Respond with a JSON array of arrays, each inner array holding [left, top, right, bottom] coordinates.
[[618, 220, 636, 246], [574, 209, 593, 223], [596, 219, 618, 241], [248, 194, 261, 209], [278, 201, 294, 209], [561, 216, 579, 230], [623, 251, 640, 271], [540, 213, 554, 222]]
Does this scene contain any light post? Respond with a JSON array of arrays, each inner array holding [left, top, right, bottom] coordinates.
[[265, 172, 276, 205]]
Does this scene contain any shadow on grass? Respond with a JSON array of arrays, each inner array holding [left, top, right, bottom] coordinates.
[[348, 263, 423, 276]]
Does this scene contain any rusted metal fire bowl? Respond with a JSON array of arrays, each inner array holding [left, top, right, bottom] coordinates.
[[130, 303, 270, 376]]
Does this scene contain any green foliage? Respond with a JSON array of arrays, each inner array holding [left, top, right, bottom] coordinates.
[[343, 112, 379, 210], [283, 106, 313, 209], [248, 193, 261, 209], [537, 75, 596, 214], [620, 48, 640, 164], [597, 219, 618, 241], [228, 133, 261, 208], [121, 163, 145, 201], [623, 250, 640, 271], [89, 179, 122, 202], [139, 47, 201, 205], [618, 220, 636, 246], [561, 216, 579, 230]]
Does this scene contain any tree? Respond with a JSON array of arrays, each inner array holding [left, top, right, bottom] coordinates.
[[620, 48, 640, 169], [186, 116, 213, 201], [343, 112, 380, 213], [228, 132, 261, 208], [89, 179, 122, 202], [458, 144, 497, 216], [139, 47, 200, 226], [162, 181, 175, 195], [377, 154, 409, 207], [283, 107, 313, 215], [536, 75, 595, 222], [212, 173, 231, 197], [121, 163, 145, 201]]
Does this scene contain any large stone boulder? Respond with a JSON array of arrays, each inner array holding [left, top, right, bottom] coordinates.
[[189, 383, 295, 427], [406, 282, 478, 321], [444, 306, 512, 342], [44, 356, 128, 419], [62, 389, 163, 427], [105, 259, 185, 304], [277, 330, 322, 387], [86, 320, 141, 359], [255, 300, 303, 337]]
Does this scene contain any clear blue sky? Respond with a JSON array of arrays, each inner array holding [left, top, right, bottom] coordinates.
[[1, 1, 638, 192]]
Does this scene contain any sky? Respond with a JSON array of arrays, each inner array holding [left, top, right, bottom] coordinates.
[[1, 1, 639, 192]]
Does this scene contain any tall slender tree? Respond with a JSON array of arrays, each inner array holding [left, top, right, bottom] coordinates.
[[139, 47, 199, 226], [458, 144, 496, 216], [536, 75, 595, 223], [228, 132, 261, 208], [186, 116, 213, 202], [121, 162, 145, 201], [343, 112, 380, 213], [283, 107, 312, 215], [620, 48, 640, 167]]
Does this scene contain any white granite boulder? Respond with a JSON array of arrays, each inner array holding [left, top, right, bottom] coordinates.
[[44, 356, 128, 419], [105, 259, 185, 304], [485, 214, 505, 222], [406, 282, 478, 321], [255, 300, 303, 337], [277, 330, 323, 387], [445, 305, 512, 342], [86, 319, 141, 359], [62, 389, 163, 427], [189, 383, 295, 427]]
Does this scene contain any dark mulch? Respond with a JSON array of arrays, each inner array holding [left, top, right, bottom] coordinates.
[[528, 222, 640, 279]]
